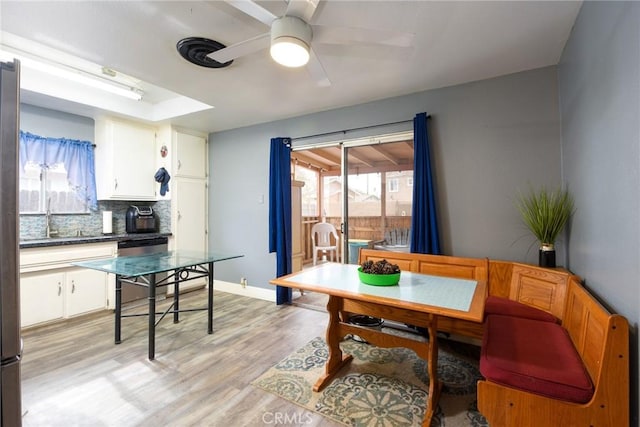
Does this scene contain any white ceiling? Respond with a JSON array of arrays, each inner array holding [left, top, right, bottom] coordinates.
[[0, 1, 582, 134]]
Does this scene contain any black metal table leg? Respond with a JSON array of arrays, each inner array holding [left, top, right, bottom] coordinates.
[[115, 275, 122, 344], [173, 270, 180, 323], [149, 273, 156, 360], [208, 262, 214, 334]]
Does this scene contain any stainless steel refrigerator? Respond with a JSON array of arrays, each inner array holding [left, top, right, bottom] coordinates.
[[0, 59, 22, 426]]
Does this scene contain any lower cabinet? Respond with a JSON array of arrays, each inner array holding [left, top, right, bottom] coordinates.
[[20, 267, 108, 328], [19, 242, 115, 329], [65, 269, 108, 317], [20, 271, 65, 327]]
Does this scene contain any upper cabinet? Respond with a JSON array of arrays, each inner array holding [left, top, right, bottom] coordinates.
[[95, 117, 157, 201], [155, 126, 208, 200], [174, 130, 207, 179]]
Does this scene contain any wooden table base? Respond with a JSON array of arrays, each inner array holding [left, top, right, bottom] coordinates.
[[316, 295, 442, 426]]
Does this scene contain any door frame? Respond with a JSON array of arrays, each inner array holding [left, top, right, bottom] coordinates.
[[293, 130, 413, 265]]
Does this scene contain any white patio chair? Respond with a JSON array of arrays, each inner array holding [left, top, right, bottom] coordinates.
[[311, 222, 340, 265]]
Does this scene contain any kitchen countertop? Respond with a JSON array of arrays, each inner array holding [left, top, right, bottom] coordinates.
[[20, 232, 172, 249]]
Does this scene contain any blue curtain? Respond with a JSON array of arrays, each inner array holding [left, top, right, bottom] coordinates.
[[410, 113, 441, 254], [19, 131, 98, 210], [268, 137, 293, 305]]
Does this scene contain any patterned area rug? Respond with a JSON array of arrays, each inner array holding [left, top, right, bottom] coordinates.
[[252, 336, 488, 427]]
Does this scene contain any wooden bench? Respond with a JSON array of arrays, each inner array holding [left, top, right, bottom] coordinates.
[[477, 274, 629, 426], [357, 250, 630, 426]]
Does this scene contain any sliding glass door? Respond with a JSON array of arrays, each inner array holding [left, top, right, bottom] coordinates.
[[292, 131, 414, 266], [341, 134, 414, 263]]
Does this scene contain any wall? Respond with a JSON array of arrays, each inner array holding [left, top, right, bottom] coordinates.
[[558, 1, 640, 423], [18, 104, 171, 238], [20, 103, 94, 141], [209, 66, 562, 288]]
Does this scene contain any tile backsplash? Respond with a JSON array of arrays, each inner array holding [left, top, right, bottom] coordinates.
[[20, 200, 171, 239]]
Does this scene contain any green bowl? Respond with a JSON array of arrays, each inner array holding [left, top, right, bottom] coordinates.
[[357, 268, 401, 286]]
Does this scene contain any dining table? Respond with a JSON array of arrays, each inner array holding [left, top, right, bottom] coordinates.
[[270, 262, 486, 426], [74, 250, 243, 360]]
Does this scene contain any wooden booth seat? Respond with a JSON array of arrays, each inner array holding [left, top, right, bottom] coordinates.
[[483, 295, 559, 323], [481, 312, 594, 403], [478, 276, 629, 426], [356, 249, 630, 426]]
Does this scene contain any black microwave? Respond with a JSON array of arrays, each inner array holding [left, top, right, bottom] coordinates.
[[125, 205, 157, 233]]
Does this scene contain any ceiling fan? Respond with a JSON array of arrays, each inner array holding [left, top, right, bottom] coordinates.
[[206, 0, 414, 87]]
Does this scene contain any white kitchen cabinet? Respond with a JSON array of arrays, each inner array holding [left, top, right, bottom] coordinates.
[[20, 271, 65, 328], [65, 268, 108, 317], [174, 131, 207, 178], [170, 178, 208, 292], [20, 268, 108, 328], [175, 178, 208, 253], [95, 117, 158, 200], [20, 242, 115, 328], [156, 125, 209, 294]]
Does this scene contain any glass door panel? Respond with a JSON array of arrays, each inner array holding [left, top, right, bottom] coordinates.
[[343, 139, 414, 263], [295, 133, 413, 266]]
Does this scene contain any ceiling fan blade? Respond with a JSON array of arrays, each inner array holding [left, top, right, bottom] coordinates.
[[312, 25, 414, 47], [285, 0, 320, 22], [307, 48, 331, 87], [225, 0, 278, 26], [207, 32, 270, 63]]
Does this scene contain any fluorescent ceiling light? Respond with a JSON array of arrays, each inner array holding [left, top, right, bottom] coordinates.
[[0, 31, 214, 124], [0, 49, 143, 100]]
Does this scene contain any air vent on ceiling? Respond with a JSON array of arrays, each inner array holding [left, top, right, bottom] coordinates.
[[176, 37, 232, 68]]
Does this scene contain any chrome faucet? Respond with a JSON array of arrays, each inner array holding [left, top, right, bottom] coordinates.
[[45, 198, 58, 238]]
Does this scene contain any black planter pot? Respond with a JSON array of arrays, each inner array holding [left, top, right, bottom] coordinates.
[[539, 247, 556, 268]]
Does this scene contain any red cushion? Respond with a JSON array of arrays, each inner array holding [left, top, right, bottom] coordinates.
[[480, 314, 594, 403], [484, 296, 558, 323]]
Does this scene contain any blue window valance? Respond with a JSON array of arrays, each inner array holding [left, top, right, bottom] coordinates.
[[19, 130, 98, 210]]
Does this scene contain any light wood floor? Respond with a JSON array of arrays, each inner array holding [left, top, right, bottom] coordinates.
[[20, 289, 341, 427]]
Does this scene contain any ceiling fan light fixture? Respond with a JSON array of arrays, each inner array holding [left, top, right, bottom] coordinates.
[[270, 37, 309, 67], [270, 16, 312, 68]]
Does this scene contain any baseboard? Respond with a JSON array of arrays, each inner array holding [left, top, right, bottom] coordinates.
[[212, 280, 276, 302]]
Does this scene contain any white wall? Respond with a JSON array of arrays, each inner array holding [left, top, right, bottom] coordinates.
[[20, 103, 94, 141], [558, 2, 640, 424], [209, 66, 562, 289]]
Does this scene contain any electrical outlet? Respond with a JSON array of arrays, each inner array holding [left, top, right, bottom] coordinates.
[[240, 277, 247, 288]]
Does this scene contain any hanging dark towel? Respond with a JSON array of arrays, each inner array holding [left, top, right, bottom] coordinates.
[[154, 167, 171, 196]]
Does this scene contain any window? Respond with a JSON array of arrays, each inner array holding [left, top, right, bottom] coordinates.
[[19, 131, 97, 214], [407, 177, 413, 187], [388, 178, 399, 193]]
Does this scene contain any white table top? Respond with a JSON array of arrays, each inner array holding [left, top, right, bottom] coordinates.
[[277, 263, 479, 312]]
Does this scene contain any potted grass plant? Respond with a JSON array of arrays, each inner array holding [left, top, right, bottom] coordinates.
[[516, 186, 575, 268]]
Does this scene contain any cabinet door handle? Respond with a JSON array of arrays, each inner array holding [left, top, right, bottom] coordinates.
[[58, 282, 62, 296], [178, 160, 182, 170], [71, 280, 76, 293], [114, 179, 118, 190], [178, 210, 182, 221]]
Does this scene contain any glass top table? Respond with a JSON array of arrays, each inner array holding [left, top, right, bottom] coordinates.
[[74, 251, 242, 277], [74, 251, 243, 360]]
